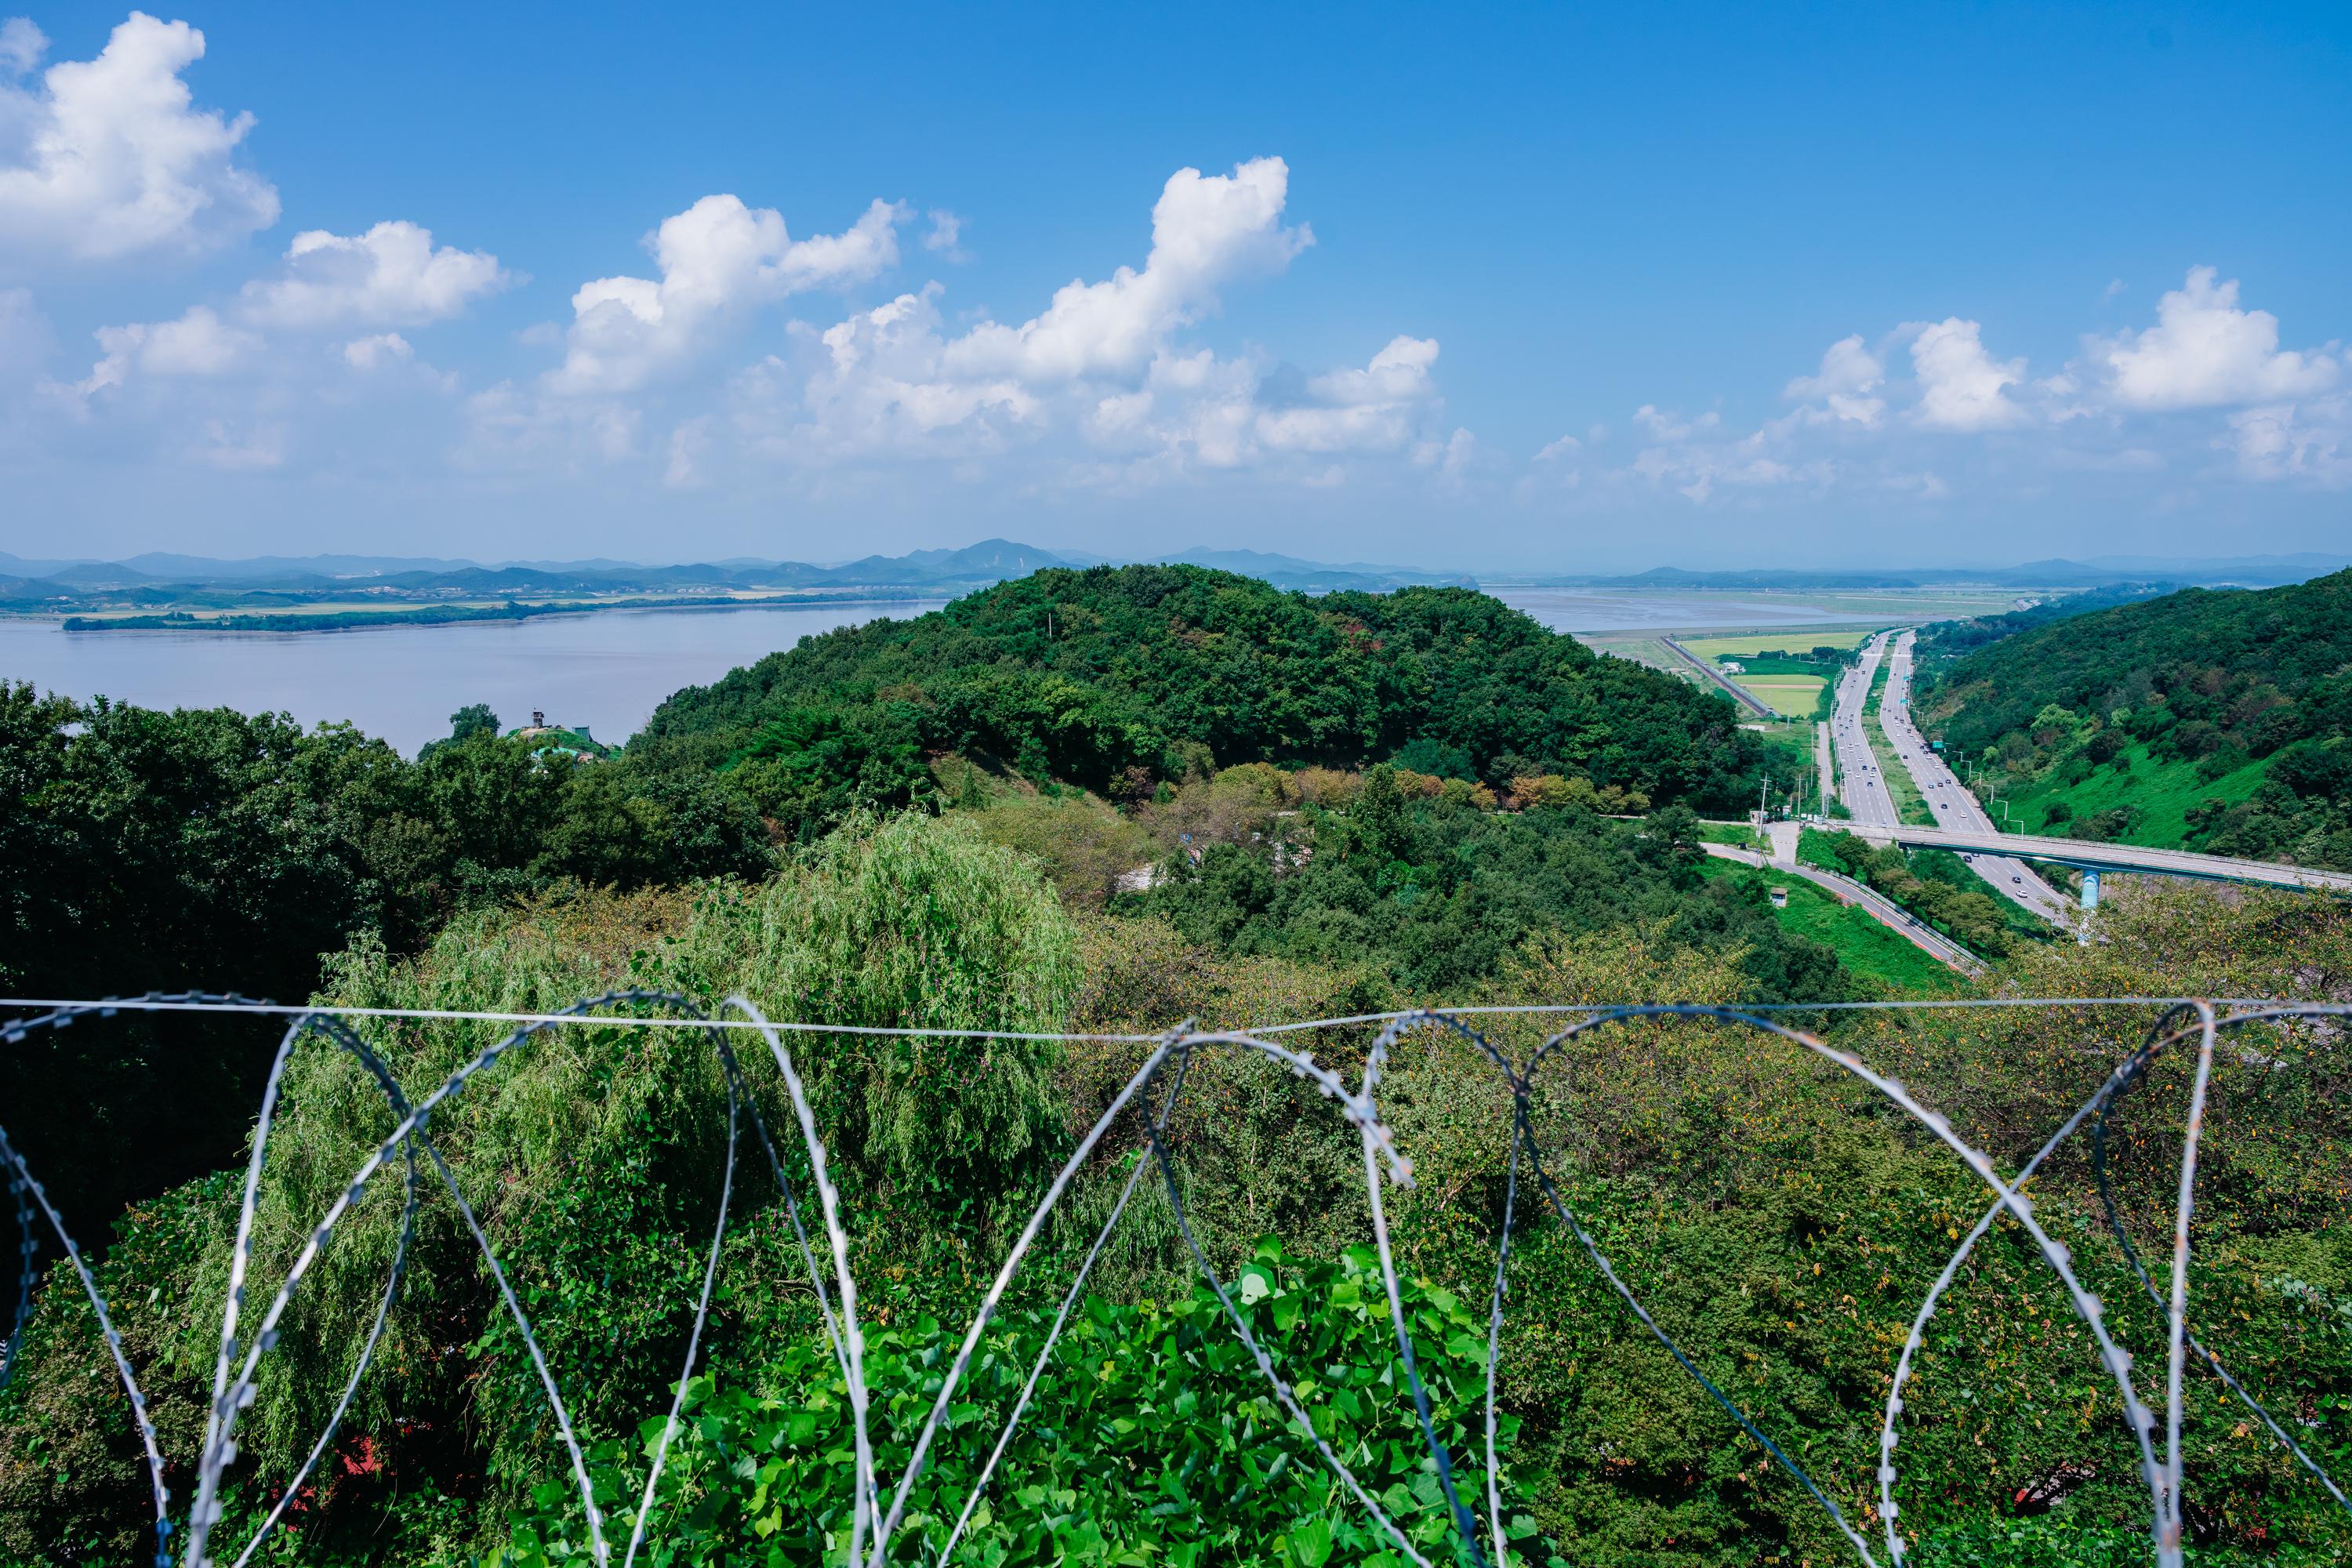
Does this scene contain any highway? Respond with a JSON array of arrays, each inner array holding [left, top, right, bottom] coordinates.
[[1828, 630, 1900, 826], [1876, 630, 2075, 924]]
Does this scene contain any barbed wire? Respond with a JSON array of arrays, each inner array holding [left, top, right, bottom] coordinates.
[[2, 990, 2348, 1567]]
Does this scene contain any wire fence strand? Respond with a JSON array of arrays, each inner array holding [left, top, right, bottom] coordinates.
[[3, 990, 2348, 1566]]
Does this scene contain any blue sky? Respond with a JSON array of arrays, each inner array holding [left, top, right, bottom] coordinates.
[[1, 2, 2346, 570]]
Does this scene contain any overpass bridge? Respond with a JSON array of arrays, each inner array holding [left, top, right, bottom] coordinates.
[[1839, 820, 2352, 898]]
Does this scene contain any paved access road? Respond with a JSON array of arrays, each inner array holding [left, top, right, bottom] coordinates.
[[1829, 630, 1900, 827], [1662, 637, 1774, 717], [1875, 630, 2075, 924], [1700, 840, 1982, 975]]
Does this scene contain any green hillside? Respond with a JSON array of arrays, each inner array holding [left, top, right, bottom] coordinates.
[[1917, 569, 2352, 869], [1696, 855, 1963, 995], [644, 564, 1766, 819]]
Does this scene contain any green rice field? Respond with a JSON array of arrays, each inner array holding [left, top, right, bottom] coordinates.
[[1730, 673, 1827, 717], [1675, 627, 1875, 660]]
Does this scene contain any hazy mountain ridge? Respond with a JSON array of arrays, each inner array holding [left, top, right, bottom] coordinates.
[[3, 543, 2343, 605], [0, 538, 1475, 599]]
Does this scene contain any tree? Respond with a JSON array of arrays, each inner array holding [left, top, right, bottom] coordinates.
[[1646, 802, 1706, 885], [1350, 762, 1410, 864], [417, 701, 499, 760]]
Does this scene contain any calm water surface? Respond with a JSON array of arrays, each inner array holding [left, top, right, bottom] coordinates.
[[0, 588, 1889, 753], [1495, 589, 1900, 632], [0, 604, 945, 754]]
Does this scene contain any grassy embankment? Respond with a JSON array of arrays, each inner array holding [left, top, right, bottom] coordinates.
[[1797, 827, 2053, 949], [1863, 655, 1937, 827], [1695, 853, 1965, 994], [1991, 741, 2274, 848], [1696, 819, 1767, 849]]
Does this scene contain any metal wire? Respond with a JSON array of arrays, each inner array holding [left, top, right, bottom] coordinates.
[[2, 991, 2347, 1566]]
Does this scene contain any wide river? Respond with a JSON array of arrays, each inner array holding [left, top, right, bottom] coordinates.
[[0, 589, 1909, 754]]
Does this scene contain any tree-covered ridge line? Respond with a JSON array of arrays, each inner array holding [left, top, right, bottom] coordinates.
[[642, 564, 1765, 822], [0, 562, 1760, 1252], [1915, 569, 2352, 870], [1909, 580, 2183, 660]]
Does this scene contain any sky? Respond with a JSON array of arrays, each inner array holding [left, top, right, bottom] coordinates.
[[0, 2, 2347, 572]]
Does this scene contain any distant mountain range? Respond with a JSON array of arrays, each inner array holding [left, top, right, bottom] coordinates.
[[0, 539, 1477, 598], [2, 543, 2343, 604]]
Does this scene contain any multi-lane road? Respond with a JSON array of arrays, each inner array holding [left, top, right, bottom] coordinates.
[[1828, 631, 1900, 826], [1817, 626, 2350, 922], [1876, 630, 2075, 924]]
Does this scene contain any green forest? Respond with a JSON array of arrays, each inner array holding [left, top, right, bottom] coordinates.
[[1915, 570, 2352, 869], [4, 568, 2350, 1565]]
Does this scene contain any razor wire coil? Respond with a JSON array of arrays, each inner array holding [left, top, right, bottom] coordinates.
[[3, 990, 2349, 1567]]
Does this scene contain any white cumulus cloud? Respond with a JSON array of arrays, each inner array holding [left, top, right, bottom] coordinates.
[[549, 193, 905, 394], [0, 16, 41, 74], [941, 157, 1309, 384], [77, 303, 256, 394], [241, 221, 508, 329], [0, 12, 279, 263], [1308, 335, 1437, 405], [1784, 334, 1886, 426], [921, 209, 964, 256], [1258, 336, 1441, 454], [792, 285, 1040, 458], [1907, 318, 2027, 431], [2223, 394, 2350, 486], [2095, 266, 2337, 410], [340, 332, 411, 370]]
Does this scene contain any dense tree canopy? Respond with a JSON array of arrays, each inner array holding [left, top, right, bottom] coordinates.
[[1127, 765, 1851, 999], [0, 686, 772, 1240], [644, 566, 1764, 822]]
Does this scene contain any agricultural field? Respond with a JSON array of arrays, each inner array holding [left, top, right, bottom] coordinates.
[[1673, 626, 1876, 660], [1730, 673, 1827, 717], [1685, 635, 1859, 720]]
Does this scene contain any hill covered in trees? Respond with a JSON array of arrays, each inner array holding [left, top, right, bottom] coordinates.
[[0, 572, 1766, 1250], [6, 566, 2352, 1563], [641, 564, 1765, 825], [1916, 569, 2352, 868]]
